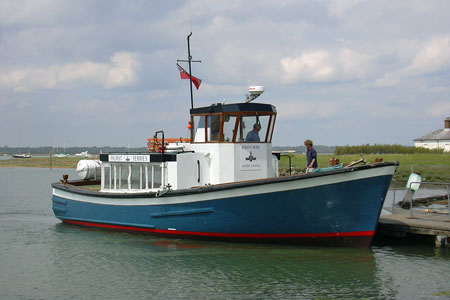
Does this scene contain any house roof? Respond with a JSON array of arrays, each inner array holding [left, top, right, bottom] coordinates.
[[414, 129, 450, 141]]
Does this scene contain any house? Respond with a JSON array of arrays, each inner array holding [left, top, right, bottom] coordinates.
[[414, 117, 450, 152]]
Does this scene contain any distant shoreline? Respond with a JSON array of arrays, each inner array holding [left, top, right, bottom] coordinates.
[[0, 156, 96, 169]]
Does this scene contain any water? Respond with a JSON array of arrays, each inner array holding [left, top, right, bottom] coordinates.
[[1, 167, 449, 299]]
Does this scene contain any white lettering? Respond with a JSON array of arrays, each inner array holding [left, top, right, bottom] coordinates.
[[108, 154, 150, 163]]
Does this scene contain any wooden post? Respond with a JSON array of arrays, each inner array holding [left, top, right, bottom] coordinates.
[[49, 148, 53, 170]]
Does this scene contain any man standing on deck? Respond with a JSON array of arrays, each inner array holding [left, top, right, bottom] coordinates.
[[304, 139, 318, 173]]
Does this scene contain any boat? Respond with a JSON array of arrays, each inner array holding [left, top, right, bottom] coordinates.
[[51, 34, 398, 247], [54, 144, 69, 157], [13, 145, 31, 158], [13, 153, 32, 158], [75, 151, 91, 158]]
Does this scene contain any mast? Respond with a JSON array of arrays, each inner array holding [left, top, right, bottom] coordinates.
[[177, 32, 201, 109], [187, 33, 194, 109]]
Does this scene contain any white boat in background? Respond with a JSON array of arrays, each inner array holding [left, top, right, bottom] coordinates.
[[12, 153, 32, 158], [54, 143, 69, 157], [75, 151, 91, 158], [13, 143, 31, 158]]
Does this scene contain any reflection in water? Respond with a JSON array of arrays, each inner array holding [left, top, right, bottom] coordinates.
[[51, 223, 382, 299]]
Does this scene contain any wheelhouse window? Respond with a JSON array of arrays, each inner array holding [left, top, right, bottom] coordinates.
[[222, 114, 237, 142], [237, 114, 272, 143], [190, 111, 276, 143], [192, 115, 205, 142], [207, 114, 221, 142]]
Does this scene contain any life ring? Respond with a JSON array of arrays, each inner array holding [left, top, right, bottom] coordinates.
[[147, 138, 190, 152], [147, 138, 163, 152]]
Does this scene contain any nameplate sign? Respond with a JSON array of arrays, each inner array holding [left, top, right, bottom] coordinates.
[[240, 145, 262, 171], [108, 154, 150, 163]]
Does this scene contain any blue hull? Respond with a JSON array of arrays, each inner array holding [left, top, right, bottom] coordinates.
[[52, 164, 396, 247]]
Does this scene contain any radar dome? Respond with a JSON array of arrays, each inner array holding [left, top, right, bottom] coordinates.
[[246, 86, 265, 102], [248, 86, 265, 95]]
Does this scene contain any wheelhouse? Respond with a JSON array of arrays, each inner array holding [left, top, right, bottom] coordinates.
[[190, 103, 277, 143], [98, 102, 279, 192]]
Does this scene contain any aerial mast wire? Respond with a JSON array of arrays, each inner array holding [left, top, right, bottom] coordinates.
[[187, 33, 194, 109], [177, 32, 201, 109]]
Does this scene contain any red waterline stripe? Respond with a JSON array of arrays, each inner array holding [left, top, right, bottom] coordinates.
[[64, 220, 374, 238]]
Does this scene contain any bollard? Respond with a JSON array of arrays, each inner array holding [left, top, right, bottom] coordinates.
[[392, 179, 397, 213], [447, 184, 450, 222]]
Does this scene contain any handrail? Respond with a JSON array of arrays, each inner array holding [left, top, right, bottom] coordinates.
[[408, 181, 450, 219], [280, 153, 293, 176], [391, 179, 397, 213]]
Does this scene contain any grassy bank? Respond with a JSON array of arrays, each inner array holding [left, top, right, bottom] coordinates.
[[280, 153, 450, 184], [0, 156, 95, 168]]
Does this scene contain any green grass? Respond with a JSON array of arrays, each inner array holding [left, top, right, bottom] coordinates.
[[280, 153, 450, 184], [0, 156, 96, 168]]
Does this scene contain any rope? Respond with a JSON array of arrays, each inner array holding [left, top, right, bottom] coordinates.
[[155, 187, 170, 198]]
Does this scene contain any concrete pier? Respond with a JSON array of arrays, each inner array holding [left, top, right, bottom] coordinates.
[[377, 208, 450, 247]]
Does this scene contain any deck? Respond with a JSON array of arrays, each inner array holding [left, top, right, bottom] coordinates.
[[377, 207, 450, 247]]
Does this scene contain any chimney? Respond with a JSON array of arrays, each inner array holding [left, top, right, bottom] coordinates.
[[445, 117, 450, 129]]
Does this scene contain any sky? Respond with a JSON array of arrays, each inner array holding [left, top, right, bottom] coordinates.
[[1, 0, 450, 148]]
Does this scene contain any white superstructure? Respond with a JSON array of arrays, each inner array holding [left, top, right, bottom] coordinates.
[[96, 100, 279, 193]]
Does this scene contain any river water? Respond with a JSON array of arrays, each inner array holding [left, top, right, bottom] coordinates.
[[0, 167, 449, 299]]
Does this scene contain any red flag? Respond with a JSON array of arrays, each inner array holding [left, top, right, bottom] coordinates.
[[177, 64, 202, 89]]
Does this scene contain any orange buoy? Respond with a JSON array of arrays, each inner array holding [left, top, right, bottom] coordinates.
[[147, 137, 190, 152]]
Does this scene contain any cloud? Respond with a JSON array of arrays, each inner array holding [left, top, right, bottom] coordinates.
[[372, 35, 450, 87], [405, 35, 450, 75], [199, 83, 244, 98], [426, 102, 450, 118], [0, 52, 137, 92], [276, 99, 345, 120], [279, 48, 371, 84], [280, 50, 334, 83], [1, 1, 450, 147], [371, 72, 401, 87], [326, 0, 363, 18], [105, 52, 138, 88], [145, 89, 171, 102]]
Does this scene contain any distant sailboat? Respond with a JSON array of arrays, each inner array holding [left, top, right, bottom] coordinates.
[[54, 143, 69, 157]]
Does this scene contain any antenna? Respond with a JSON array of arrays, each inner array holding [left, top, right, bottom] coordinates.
[[177, 33, 201, 109], [245, 86, 265, 103]]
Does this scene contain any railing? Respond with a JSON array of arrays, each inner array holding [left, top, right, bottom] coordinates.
[[101, 162, 165, 192], [280, 153, 293, 176], [408, 181, 450, 219], [391, 179, 397, 213]]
